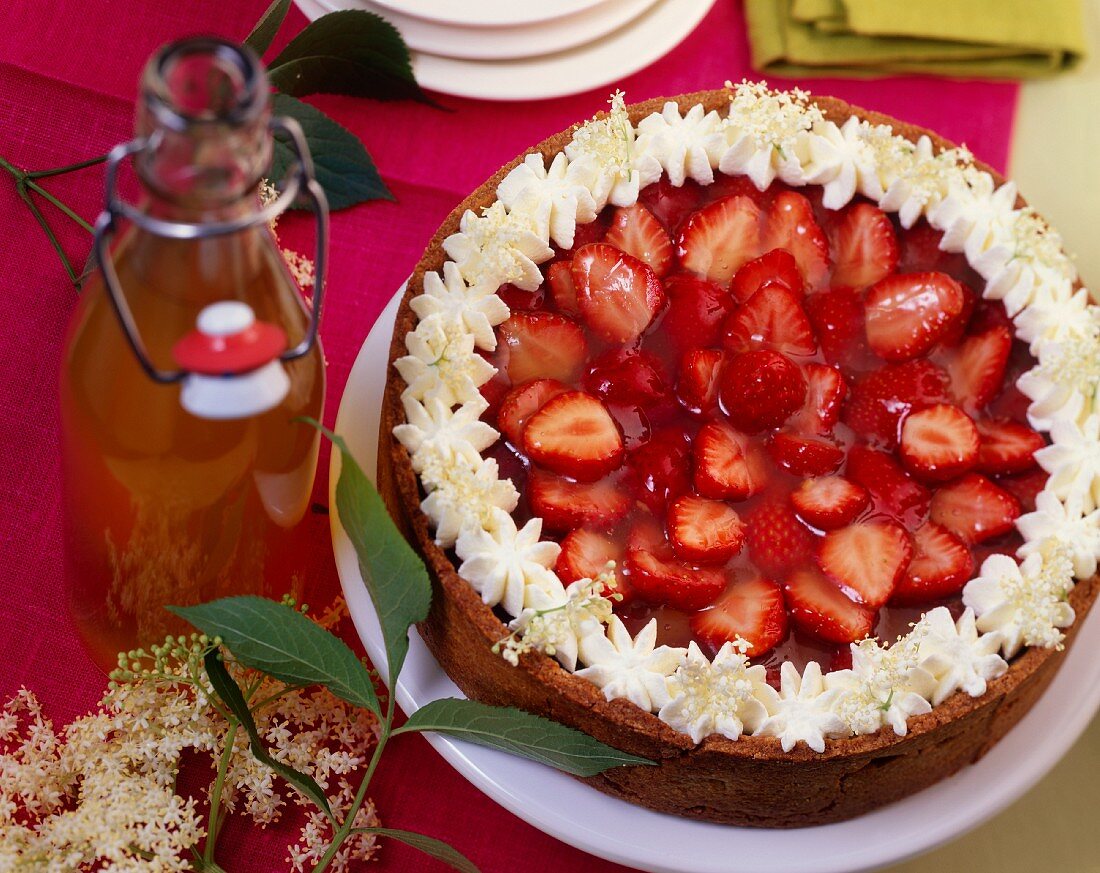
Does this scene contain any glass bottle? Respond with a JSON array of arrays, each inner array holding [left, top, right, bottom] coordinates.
[[60, 37, 328, 671]]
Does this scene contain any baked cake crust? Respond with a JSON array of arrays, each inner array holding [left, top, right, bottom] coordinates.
[[379, 91, 1100, 826]]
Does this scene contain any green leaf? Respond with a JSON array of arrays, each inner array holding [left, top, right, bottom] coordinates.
[[353, 828, 480, 873], [395, 699, 655, 777], [308, 421, 432, 686], [270, 92, 391, 210], [204, 650, 335, 821], [267, 10, 432, 104], [169, 596, 381, 719], [244, 0, 292, 56]]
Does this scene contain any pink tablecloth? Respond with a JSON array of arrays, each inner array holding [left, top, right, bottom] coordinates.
[[0, 1, 1017, 869]]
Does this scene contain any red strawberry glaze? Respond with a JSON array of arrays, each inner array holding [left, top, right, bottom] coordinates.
[[472, 183, 1039, 683]]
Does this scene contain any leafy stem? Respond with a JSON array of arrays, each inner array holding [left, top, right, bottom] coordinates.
[[203, 718, 240, 865], [311, 690, 395, 873]]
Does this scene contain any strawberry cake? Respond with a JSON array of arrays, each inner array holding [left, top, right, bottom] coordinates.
[[379, 84, 1100, 825]]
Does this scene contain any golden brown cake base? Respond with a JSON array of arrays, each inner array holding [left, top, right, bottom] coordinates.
[[379, 91, 1100, 827]]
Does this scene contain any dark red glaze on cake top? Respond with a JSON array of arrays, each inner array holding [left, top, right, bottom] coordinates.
[[478, 177, 1045, 680]]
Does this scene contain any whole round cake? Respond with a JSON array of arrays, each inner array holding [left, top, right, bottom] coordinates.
[[379, 84, 1100, 826]]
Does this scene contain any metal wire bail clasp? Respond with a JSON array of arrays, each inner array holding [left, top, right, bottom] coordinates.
[[91, 116, 329, 386]]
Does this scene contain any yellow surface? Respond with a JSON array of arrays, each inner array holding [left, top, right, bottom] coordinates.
[[1009, 0, 1100, 290], [888, 5, 1100, 871]]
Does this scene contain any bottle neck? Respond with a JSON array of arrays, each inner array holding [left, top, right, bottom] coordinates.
[[135, 37, 272, 210]]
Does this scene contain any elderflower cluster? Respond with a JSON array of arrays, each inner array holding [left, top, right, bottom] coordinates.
[[0, 603, 381, 872], [395, 83, 1097, 751], [494, 571, 618, 671]]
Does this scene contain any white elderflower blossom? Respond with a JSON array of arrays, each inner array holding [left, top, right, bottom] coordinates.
[[496, 152, 598, 250], [1019, 330, 1100, 430], [658, 642, 777, 744], [565, 91, 660, 209], [0, 615, 381, 872], [575, 617, 687, 712], [394, 313, 497, 408], [442, 201, 553, 292], [455, 507, 561, 618], [497, 574, 616, 671], [914, 607, 1008, 705], [1017, 489, 1100, 580], [410, 261, 510, 351], [754, 661, 847, 753], [826, 635, 934, 736], [964, 543, 1076, 658], [719, 79, 821, 188]]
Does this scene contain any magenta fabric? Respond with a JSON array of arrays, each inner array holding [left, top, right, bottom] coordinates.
[[0, 0, 1018, 869]]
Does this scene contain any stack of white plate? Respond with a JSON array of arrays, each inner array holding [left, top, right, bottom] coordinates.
[[292, 0, 718, 101]]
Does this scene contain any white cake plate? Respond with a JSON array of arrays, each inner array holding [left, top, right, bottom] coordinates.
[[294, 0, 717, 102], [366, 0, 614, 29], [329, 284, 1100, 873], [314, 0, 661, 61]]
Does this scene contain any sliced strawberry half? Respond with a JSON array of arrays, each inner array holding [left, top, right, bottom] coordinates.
[[691, 576, 788, 656], [583, 348, 670, 408], [676, 195, 763, 284], [767, 432, 844, 477], [676, 348, 726, 415], [890, 522, 974, 605], [662, 273, 738, 354], [605, 203, 674, 277], [763, 191, 830, 290], [784, 567, 876, 645], [722, 284, 818, 358], [547, 260, 579, 316], [975, 419, 1044, 475], [745, 497, 814, 577], [625, 425, 695, 514], [572, 243, 666, 343], [627, 511, 667, 553], [804, 285, 870, 373], [843, 358, 951, 448], [668, 495, 745, 565], [718, 349, 807, 434], [693, 421, 766, 501], [946, 325, 1012, 412], [998, 467, 1048, 514], [789, 363, 847, 436], [864, 272, 966, 362], [556, 528, 632, 604], [846, 444, 932, 529], [817, 521, 912, 609], [830, 203, 899, 290], [790, 475, 870, 530], [729, 248, 804, 303], [528, 469, 630, 532], [930, 473, 1021, 544], [523, 391, 624, 481], [638, 176, 703, 236], [625, 548, 726, 611], [499, 311, 589, 384], [496, 378, 569, 447], [899, 403, 980, 483]]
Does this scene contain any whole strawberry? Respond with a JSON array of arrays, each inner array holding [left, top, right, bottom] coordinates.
[[719, 349, 806, 433]]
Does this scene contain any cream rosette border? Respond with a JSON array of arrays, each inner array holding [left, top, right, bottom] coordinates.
[[390, 83, 1100, 754]]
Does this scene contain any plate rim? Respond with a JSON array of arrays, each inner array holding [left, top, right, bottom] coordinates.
[[293, 0, 718, 102], [312, 0, 662, 62], [364, 0, 616, 29], [329, 283, 1100, 873]]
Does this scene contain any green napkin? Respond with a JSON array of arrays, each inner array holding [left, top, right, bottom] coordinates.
[[745, 0, 1087, 79]]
